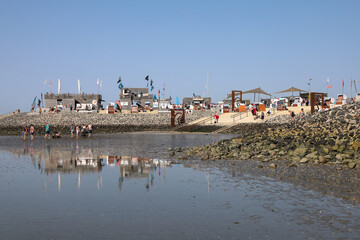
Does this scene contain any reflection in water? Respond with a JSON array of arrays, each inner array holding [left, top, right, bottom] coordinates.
[[16, 143, 173, 192]]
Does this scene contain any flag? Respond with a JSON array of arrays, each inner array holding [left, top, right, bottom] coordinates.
[[176, 97, 179, 105], [145, 75, 149, 81], [342, 79, 344, 87], [49, 81, 52, 87], [100, 81, 102, 87], [117, 77, 121, 83], [351, 78, 353, 87], [146, 82, 149, 88], [151, 85, 154, 91], [118, 83, 124, 90], [327, 85, 332, 88], [44, 79, 47, 85], [158, 90, 160, 99], [97, 78, 100, 85]]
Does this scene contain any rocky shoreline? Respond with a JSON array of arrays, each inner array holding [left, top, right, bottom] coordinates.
[[0, 111, 210, 135], [180, 102, 360, 171]]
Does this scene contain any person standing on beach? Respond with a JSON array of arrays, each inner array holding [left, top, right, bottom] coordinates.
[[76, 125, 80, 139], [87, 122, 93, 137], [70, 124, 75, 138], [261, 111, 265, 121], [44, 124, 51, 139], [30, 124, 35, 140], [22, 125, 28, 140]]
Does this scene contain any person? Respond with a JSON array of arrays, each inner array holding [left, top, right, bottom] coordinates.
[[87, 122, 93, 137], [214, 114, 219, 123], [299, 108, 305, 118], [252, 106, 257, 120], [76, 124, 80, 139], [31, 105, 34, 112], [70, 104, 73, 112], [44, 124, 51, 139], [261, 111, 265, 121], [70, 124, 75, 138], [267, 109, 271, 116], [22, 125, 28, 140], [290, 110, 295, 121], [30, 124, 35, 140]]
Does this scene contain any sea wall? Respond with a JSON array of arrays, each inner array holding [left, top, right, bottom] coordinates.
[[0, 111, 211, 135]]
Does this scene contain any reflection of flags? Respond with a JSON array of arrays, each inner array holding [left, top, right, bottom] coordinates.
[[327, 85, 332, 88], [118, 83, 124, 90]]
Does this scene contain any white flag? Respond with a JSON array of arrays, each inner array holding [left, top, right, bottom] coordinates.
[[100, 80, 102, 87], [97, 78, 100, 85]]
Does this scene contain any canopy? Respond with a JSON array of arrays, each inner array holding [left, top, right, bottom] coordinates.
[[243, 87, 271, 96], [274, 86, 306, 94]]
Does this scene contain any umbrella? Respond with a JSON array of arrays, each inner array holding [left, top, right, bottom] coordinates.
[[243, 87, 271, 102], [274, 86, 306, 96], [243, 87, 271, 95]]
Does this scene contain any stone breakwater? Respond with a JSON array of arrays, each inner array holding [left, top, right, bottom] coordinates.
[[0, 111, 211, 135], [184, 102, 360, 170]]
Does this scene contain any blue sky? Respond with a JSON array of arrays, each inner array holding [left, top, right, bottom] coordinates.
[[0, 0, 359, 113]]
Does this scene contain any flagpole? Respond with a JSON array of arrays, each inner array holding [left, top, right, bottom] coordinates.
[[326, 77, 329, 95], [350, 78, 353, 99]]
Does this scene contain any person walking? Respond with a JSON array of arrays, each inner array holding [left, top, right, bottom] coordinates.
[[30, 124, 35, 140], [261, 111, 265, 121], [44, 124, 51, 139]]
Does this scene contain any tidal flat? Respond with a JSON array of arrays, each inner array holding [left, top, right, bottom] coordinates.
[[0, 133, 359, 240]]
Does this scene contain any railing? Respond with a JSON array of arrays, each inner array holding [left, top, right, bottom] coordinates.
[[173, 116, 213, 132], [231, 110, 248, 123]]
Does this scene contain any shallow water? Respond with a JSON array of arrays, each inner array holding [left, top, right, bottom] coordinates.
[[0, 133, 359, 240]]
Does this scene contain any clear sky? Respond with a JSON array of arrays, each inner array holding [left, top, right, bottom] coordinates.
[[1, 0, 359, 113]]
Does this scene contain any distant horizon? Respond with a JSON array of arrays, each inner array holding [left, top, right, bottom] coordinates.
[[1, 0, 359, 113]]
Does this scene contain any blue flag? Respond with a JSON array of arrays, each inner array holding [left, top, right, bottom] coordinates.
[[176, 97, 179, 105], [151, 85, 154, 91], [118, 83, 124, 90]]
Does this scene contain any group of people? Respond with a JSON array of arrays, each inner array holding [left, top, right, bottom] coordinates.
[[70, 123, 93, 139], [21, 124, 35, 140], [21, 122, 93, 140], [289, 108, 305, 120]]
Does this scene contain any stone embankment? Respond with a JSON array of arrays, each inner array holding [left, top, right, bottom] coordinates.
[[184, 102, 360, 170], [0, 111, 210, 135]]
